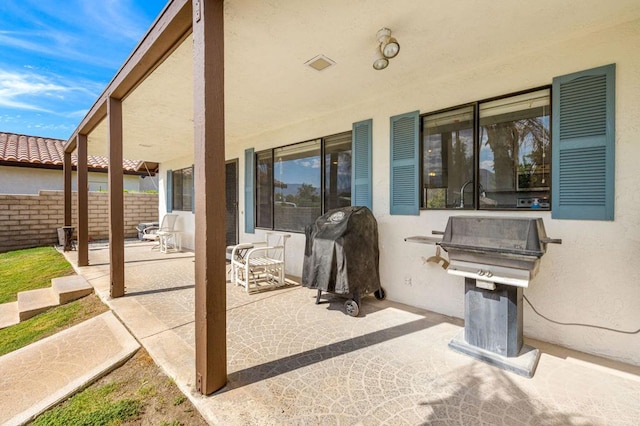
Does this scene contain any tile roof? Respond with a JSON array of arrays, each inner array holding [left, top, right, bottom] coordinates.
[[0, 132, 143, 172]]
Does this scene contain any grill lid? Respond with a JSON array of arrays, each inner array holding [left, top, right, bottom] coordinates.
[[440, 216, 550, 258]]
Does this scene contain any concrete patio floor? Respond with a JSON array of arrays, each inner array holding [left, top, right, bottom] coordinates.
[[64, 241, 640, 425]]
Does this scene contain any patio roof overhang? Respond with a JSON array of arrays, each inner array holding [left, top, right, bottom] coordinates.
[[64, 0, 640, 162], [60, 0, 640, 396]]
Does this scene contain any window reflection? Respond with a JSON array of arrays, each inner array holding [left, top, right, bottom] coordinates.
[[324, 133, 352, 211], [273, 140, 322, 232], [423, 106, 474, 209], [255, 150, 273, 228], [479, 89, 550, 209], [172, 167, 193, 211]]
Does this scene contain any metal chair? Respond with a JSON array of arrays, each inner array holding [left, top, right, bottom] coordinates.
[[141, 214, 178, 251], [230, 232, 291, 293]]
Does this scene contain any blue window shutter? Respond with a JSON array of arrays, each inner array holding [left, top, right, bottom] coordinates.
[[244, 148, 255, 233], [191, 164, 195, 214], [390, 111, 420, 215], [166, 169, 173, 213], [352, 119, 373, 210], [552, 64, 615, 220]]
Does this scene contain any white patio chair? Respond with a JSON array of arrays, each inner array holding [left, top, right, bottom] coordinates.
[[142, 214, 178, 251], [231, 232, 291, 293]]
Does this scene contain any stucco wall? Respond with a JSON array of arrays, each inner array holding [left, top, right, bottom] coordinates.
[[161, 20, 639, 364], [0, 166, 144, 194], [0, 190, 158, 253], [158, 155, 196, 250], [220, 20, 640, 365]]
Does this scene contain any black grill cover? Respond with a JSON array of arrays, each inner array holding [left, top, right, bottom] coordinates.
[[302, 206, 381, 296]]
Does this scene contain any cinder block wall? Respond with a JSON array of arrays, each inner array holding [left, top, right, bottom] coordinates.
[[0, 190, 158, 253]]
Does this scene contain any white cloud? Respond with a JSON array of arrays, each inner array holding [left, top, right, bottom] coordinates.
[[66, 109, 90, 118], [480, 160, 494, 172], [30, 122, 74, 131], [297, 158, 321, 169], [0, 70, 68, 111], [0, 31, 51, 56], [80, 0, 158, 42], [0, 1, 150, 69]]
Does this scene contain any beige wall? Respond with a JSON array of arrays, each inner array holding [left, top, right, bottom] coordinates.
[[0, 166, 144, 194], [158, 155, 195, 250], [157, 19, 638, 365], [221, 20, 640, 365], [0, 190, 158, 253]]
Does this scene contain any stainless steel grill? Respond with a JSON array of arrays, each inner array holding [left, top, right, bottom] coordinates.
[[406, 216, 561, 378], [438, 216, 560, 288]]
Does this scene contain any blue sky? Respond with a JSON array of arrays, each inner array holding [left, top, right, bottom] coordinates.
[[0, 0, 167, 140]]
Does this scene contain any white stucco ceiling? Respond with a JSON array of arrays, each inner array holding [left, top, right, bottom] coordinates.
[[85, 0, 640, 162]]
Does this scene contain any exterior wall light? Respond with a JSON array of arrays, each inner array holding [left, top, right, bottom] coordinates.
[[373, 48, 389, 70], [373, 27, 400, 70]]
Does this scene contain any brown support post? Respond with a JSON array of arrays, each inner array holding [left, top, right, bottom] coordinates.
[[193, 0, 227, 394], [63, 151, 72, 226], [77, 134, 89, 266], [108, 97, 125, 298]]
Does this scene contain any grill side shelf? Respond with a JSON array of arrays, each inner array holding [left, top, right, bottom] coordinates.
[[404, 235, 442, 245]]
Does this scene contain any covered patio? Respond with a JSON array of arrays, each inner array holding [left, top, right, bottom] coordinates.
[[60, 0, 640, 406], [63, 241, 640, 424]]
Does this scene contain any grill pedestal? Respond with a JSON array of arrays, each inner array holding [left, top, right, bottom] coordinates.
[[465, 279, 522, 357], [449, 332, 540, 378], [448, 278, 540, 377]]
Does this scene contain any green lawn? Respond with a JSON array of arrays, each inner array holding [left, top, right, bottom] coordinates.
[[0, 295, 107, 356], [0, 246, 75, 304], [0, 246, 107, 356], [32, 381, 142, 426]]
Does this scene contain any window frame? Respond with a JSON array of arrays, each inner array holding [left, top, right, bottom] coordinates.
[[255, 149, 273, 230], [171, 166, 194, 212], [255, 130, 352, 232], [419, 86, 552, 211]]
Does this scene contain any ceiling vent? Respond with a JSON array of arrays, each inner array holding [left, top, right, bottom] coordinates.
[[304, 55, 336, 71]]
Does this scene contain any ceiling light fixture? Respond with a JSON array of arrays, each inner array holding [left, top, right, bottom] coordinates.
[[373, 27, 400, 70], [373, 48, 389, 70]]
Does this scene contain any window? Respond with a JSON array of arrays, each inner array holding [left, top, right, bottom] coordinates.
[[422, 88, 551, 210], [255, 131, 352, 233], [274, 140, 322, 231], [422, 106, 474, 208], [256, 150, 273, 228], [171, 167, 193, 211], [324, 133, 352, 211]]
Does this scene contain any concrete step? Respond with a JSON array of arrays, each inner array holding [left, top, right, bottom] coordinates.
[[17, 288, 59, 321], [0, 302, 19, 329], [52, 275, 93, 304]]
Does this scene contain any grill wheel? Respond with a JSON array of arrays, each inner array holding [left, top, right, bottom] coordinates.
[[344, 299, 359, 317]]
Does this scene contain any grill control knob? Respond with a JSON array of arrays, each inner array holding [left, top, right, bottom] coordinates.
[[477, 270, 485, 276], [485, 271, 493, 278]]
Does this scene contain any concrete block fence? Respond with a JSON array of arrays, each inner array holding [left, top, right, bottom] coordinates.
[[0, 191, 158, 253]]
